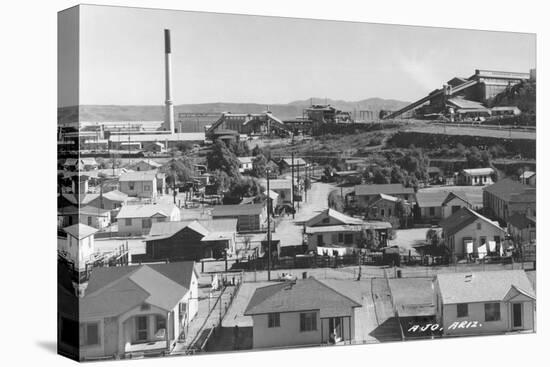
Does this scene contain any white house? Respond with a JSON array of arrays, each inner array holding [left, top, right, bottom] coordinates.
[[119, 171, 158, 199], [79, 262, 198, 360], [238, 157, 254, 173], [59, 223, 98, 272], [440, 207, 507, 261], [434, 270, 535, 336], [457, 168, 494, 186], [116, 203, 181, 236], [131, 159, 162, 172], [244, 277, 361, 349]]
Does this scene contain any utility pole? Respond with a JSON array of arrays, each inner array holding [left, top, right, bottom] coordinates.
[[291, 152, 295, 219], [296, 159, 300, 210], [267, 168, 271, 281]]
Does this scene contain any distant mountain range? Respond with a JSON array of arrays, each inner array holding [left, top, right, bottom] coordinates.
[[58, 97, 410, 124]]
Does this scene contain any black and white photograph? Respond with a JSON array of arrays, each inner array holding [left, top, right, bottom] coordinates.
[[52, 2, 540, 364]]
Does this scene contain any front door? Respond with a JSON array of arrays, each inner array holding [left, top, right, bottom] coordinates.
[[512, 303, 523, 329]]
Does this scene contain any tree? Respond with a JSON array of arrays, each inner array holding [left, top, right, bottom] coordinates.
[[206, 140, 241, 178], [223, 176, 265, 204], [395, 199, 411, 228], [251, 145, 263, 157], [372, 167, 390, 184], [251, 154, 268, 178], [390, 165, 406, 184], [161, 158, 194, 187], [328, 190, 345, 212], [426, 228, 441, 246]]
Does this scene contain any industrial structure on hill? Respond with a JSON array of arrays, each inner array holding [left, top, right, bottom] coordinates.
[[384, 69, 534, 120]]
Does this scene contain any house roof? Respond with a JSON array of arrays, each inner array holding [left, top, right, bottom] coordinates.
[[61, 193, 100, 205], [134, 159, 162, 168], [520, 171, 536, 180], [440, 207, 503, 237], [306, 208, 364, 227], [109, 133, 205, 143], [63, 223, 98, 240], [102, 190, 129, 202], [415, 191, 448, 208], [244, 277, 361, 317], [483, 178, 535, 202], [81, 262, 196, 318], [59, 205, 110, 216], [146, 218, 238, 242], [461, 168, 494, 176], [119, 171, 157, 182], [238, 157, 253, 164], [507, 213, 536, 230], [441, 191, 472, 207], [436, 270, 535, 304], [116, 203, 177, 219], [355, 184, 415, 197], [305, 224, 365, 234], [212, 203, 265, 217], [281, 157, 307, 166]]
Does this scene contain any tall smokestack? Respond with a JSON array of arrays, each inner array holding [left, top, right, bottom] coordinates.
[[164, 29, 175, 134]]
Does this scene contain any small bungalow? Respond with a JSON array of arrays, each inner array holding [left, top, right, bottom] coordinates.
[[58, 223, 98, 272], [58, 205, 111, 230], [244, 277, 361, 349], [238, 157, 254, 173], [119, 171, 158, 199], [278, 157, 307, 172], [415, 191, 473, 222], [78, 262, 198, 360], [440, 207, 507, 261], [434, 270, 535, 336], [144, 219, 238, 261], [304, 209, 391, 251], [259, 179, 293, 205], [116, 203, 181, 237], [519, 171, 536, 186], [211, 203, 267, 232], [350, 184, 415, 210], [131, 159, 162, 172], [456, 168, 494, 186]]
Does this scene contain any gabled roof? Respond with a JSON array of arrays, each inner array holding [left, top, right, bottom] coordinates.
[[436, 270, 535, 304], [440, 207, 504, 237], [483, 178, 534, 202], [442, 191, 472, 207], [146, 218, 238, 242], [116, 203, 177, 219], [102, 190, 129, 202], [520, 171, 536, 180], [461, 168, 494, 176], [281, 157, 307, 166], [416, 191, 448, 208], [119, 171, 157, 182], [355, 183, 414, 197], [61, 193, 100, 205], [212, 203, 265, 217], [244, 277, 361, 317], [59, 205, 109, 216], [306, 208, 364, 227], [238, 157, 253, 164], [81, 262, 196, 318], [447, 98, 487, 110], [63, 223, 98, 240], [133, 159, 162, 168], [259, 179, 291, 190]]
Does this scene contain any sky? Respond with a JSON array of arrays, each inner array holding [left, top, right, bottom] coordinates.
[[62, 4, 536, 107]]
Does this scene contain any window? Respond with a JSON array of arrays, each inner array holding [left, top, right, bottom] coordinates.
[[136, 316, 149, 341], [331, 234, 338, 243], [80, 322, 100, 346], [452, 205, 461, 213], [155, 315, 166, 333], [129, 183, 135, 190], [457, 303, 468, 318], [125, 218, 132, 226], [476, 222, 482, 230], [300, 312, 317, 332], [140, 303, 151, 311], [381, 209, 385, 217], [87, 216, 92, 226], [484, 303, 501, 321], [338, 233, 344, 243], [388, 208, 392, 217], [322, 218, 330, 224], [142, 218, 152, 228], [268, 313, 280, 328], [429, 207, 435, 216]]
